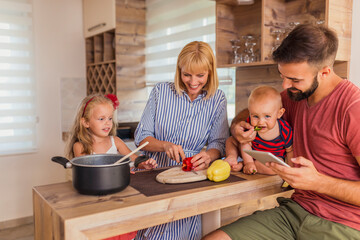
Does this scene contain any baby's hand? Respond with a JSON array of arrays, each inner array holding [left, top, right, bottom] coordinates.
[[243, 162, 257, 175], [225, 156, 243, 172], [231, 162, 244, 172], [138, 158, 158, 169], [224, 156, 238, 167]]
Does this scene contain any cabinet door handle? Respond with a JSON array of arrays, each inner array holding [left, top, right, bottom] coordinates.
[[88, 22, 106, 32]]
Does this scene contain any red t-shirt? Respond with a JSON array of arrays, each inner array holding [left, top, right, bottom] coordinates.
[[282, 79, 360, 231]]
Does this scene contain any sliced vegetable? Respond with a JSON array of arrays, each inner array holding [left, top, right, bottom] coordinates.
[[254, 126, 262, 131], [282, 181, 289, 188], [182, 157, 193, 171], [207, 160, 231, 182]]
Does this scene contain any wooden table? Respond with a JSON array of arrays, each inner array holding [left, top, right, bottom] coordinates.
[[33, 171, 293, 240]]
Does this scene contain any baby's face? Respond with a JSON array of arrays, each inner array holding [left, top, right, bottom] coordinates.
[[248, 99, 282, 133]]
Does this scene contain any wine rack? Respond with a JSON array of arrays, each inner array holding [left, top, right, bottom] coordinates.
[[85, 30, 116, 95]]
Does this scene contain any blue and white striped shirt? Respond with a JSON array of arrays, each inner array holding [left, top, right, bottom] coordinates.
[[134, 82, 229, 240]]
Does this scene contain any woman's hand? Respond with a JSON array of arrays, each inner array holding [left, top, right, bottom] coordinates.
[[191, 152, 212, 170], [163, 142, 186, 163], [138, 158, 158, 169], [231, 121, 256, 144]]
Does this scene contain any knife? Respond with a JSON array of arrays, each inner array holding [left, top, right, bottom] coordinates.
[[191, 169, 199, 175]]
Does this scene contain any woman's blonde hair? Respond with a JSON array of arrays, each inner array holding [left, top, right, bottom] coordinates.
[[65, 94, 118, 159], [174, 41, 219, 99]]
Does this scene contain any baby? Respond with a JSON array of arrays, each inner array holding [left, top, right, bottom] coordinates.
[[225, 86, 293, 174]]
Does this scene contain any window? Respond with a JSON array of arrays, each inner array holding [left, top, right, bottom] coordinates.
[[0, 0, 36, 155], [145, 0, 235, 119]]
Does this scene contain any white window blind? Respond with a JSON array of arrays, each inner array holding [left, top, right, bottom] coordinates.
[[0, 0, 37, 155], [146, 0, 235, 119]]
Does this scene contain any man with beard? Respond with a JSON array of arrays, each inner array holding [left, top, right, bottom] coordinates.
[[202, 24, 360, 239]]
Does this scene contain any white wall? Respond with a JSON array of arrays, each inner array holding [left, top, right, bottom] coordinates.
[[0, 0, 85, 222], [349, 0, 360, 85]]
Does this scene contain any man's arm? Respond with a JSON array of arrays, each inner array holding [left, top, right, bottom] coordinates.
[[230, 108, 256, 144], [269, 156, 360, 206], [315, 155, 360, 206]]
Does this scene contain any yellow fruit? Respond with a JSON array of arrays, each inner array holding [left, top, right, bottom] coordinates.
[[207, 160, 231, 182]]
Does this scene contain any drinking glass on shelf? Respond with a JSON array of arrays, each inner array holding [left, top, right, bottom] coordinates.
[[230, 39, 242, 64], [316, 19, 325, 25], [246, 42, 257, 63], [270, 28, 285, 57], [242, 35, 256, 63]]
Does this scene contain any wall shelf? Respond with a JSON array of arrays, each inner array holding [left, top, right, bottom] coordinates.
[[216, 0, 352, 67], [215, 0, 352, 114]]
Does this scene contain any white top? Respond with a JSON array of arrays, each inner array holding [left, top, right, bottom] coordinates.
[[93, 136, 118, 154]]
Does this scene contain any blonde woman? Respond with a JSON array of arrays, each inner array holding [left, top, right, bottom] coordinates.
[[134, 41, 229, 239]]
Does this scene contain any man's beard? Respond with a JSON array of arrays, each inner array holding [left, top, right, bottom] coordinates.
[[287, 75, 319, 101]]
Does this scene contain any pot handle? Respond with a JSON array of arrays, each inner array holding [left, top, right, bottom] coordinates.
[[134, 155, 150, 168], [51, 156, 72, 169]]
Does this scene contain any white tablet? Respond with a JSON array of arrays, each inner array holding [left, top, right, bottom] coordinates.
[[243, 149, 290, 168]]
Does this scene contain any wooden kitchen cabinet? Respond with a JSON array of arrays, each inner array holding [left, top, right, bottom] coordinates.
[[83, 0, 146, 96], [215, 0, 353, 113], [83, 0, 116, 38]]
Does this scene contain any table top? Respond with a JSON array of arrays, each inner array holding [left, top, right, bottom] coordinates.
[[33, 170, 286, 239]]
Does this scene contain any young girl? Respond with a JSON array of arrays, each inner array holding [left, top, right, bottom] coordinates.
[[66, 93, 157, 240]]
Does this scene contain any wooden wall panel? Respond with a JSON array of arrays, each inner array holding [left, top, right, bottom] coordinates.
[[116, 22, 145, 35], [263, 0, 286, 61], [116, 65, 145, 78], [216, 4, 237, 66], [327, 0, 352, 61], [334, 61, 350, 79], [114, 0, 147, 122], [116, 0, 146, 10], [285, 0, 325, 23], [116, 88, 148, 122], [116, 76, 145, 89], [115, 0, 146, 88], [235, 65, 283, 114]]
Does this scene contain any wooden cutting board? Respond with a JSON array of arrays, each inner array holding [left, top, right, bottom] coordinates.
[[156, 166, 207, 184]]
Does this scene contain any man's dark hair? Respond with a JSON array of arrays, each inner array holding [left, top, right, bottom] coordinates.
[[272, 23, 338, 68]]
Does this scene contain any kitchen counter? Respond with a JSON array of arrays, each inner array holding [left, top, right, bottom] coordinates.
[[33, 170, 293, 240]]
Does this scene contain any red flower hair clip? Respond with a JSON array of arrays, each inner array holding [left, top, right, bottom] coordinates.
[[105, 94, 119, 109]]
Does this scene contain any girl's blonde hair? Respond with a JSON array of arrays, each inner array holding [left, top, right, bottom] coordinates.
[[174, 41, 219, 99], [65, 94, 118, 159]]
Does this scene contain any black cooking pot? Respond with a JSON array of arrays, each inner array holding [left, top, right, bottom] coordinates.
[[52, 154, 148, 195]]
